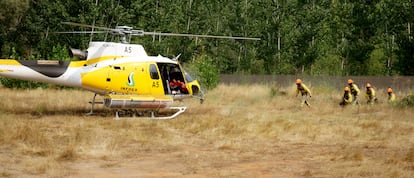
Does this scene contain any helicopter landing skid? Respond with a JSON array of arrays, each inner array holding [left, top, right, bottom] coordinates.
[[86, 93, 103, 115], [113, 106, 187, 120]]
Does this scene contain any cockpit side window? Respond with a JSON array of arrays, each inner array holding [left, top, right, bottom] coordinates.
[[149, 64, 159, 79]]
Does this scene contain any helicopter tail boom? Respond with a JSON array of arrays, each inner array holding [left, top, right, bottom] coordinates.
[[0, 59, 83, 87]]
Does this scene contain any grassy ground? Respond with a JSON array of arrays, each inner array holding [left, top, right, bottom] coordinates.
[[0, 84, 413, 177]]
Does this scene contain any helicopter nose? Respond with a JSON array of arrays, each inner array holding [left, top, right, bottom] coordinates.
[[186, 80, 204, 103]]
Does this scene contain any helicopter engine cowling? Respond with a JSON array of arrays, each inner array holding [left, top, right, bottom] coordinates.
[[69, 48, 87, 60]]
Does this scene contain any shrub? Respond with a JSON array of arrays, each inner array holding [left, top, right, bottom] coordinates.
[[0, 78, 49, 89], [270, 87, 287, 97], [185, 56, 219, 90], [398, 94, 414, 107]]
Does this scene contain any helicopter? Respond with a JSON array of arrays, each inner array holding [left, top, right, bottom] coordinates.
[[0, 22, 260, 119]]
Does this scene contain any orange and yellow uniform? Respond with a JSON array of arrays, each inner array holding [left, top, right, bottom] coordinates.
[[365, 83, 377, 104], [348, 79, 360, 105], [296, 79, 312, 107], [387, 87, 396, 103], [340, 87, 353, 106]]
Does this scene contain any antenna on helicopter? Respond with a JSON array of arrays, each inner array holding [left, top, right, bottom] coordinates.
[[172, 54, 181, 61], [59, 22, 260, 43]]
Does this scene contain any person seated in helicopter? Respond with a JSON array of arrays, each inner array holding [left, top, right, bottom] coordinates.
[[169, 66, 180, 79], [169, 78, 188, 94]]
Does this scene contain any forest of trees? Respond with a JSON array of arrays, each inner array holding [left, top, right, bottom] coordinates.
[[1, 0, 413, 76]]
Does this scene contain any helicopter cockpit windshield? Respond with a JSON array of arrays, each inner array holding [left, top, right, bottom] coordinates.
[[183, 69, 194, 83]]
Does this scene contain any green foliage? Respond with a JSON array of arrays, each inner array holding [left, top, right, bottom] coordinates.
[[366, 48, 387, 75], [395, 38, 414, 75], [398, 94, 414, 107], [188, 56, 219, 90], [251, 60, 266, 74], [0, 78, 49, 89], [312, 54, 342, 76], [51, 44, 70, 60], [8, 47, 20, 60], [269, 87, 287, 97], [0, 0, 413, 76]]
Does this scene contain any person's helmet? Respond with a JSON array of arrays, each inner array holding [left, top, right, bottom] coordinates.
[[366, 83, 371, 88], [347, 79, 353, 84], [344, 86, 350, 91], [387, 87, 393, 93], [296, 79, 302, 84]]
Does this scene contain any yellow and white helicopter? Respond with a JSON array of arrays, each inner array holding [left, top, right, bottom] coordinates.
[[0, 22, 259, 119]]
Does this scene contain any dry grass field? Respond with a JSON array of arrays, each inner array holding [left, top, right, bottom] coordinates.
[[0, 84, 413, 177]]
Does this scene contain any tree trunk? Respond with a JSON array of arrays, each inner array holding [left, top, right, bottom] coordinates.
[[278, 30, 281, 74]]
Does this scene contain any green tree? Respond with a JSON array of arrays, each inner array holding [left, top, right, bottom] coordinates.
[[0, 0, 29, 58], [1, 0, 414, 76]]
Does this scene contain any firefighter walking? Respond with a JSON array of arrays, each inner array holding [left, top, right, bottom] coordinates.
[[365, 83, 377, 104], [347, 79, 360, 105], [295, 79, 312, 107]]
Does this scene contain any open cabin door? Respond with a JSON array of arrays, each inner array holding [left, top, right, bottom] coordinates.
[[157, 63, 187, 95]]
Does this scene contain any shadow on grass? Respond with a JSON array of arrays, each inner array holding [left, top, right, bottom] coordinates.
[[0, 107, 113, 118]]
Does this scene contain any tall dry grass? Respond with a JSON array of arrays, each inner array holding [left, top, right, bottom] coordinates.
[[0, 84, 413, 177]]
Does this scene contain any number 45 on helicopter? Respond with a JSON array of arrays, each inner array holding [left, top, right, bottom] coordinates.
[[0, 22, 260, 119]]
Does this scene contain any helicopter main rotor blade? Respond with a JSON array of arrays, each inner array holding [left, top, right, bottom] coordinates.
[[142, 32, 261, 40], [54, 31, 108, 34], [61, 22, 260, 40], [61, 22, 120, 32]]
